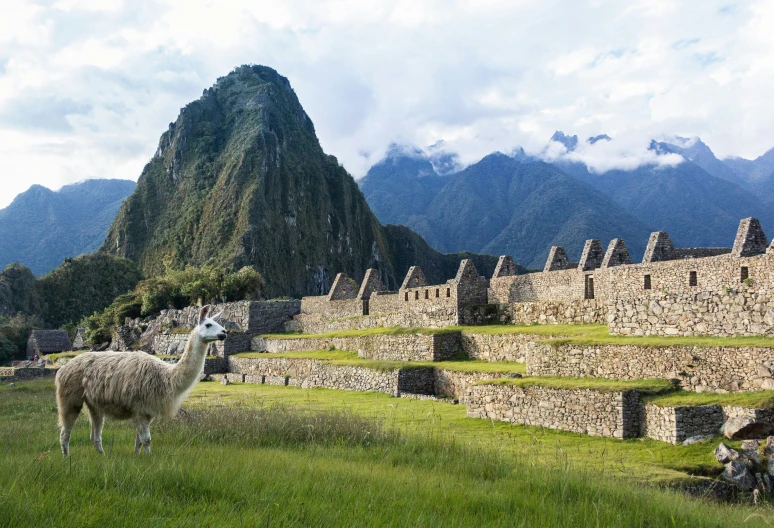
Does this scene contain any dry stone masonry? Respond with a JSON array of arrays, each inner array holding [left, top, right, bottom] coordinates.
[[466, 383, 644, 438]]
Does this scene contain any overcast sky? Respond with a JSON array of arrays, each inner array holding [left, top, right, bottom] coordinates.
[[0, 0, 772, 208]]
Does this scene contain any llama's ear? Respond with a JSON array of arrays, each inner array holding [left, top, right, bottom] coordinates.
[[212, 311, 223, 322], [199, 305, 210, 325]]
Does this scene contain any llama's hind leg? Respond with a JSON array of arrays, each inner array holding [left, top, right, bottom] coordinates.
[[134, 419, 152, 455], [59, 405, 81, 457], [85, 403, 105, 455]]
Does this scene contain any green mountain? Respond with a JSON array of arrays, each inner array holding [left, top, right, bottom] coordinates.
[[102, 65, 499, 296], [0, 179, 136, 276], [361, 149, 653, 268]]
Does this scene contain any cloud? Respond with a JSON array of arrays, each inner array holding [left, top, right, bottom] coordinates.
[[0, 0, 772, 207]]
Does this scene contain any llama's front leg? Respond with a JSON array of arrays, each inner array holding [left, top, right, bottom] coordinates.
[[134, 432, 142, 455]]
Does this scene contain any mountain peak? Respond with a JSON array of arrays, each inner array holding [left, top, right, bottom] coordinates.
[[588, 134, 611, 145], [550, 131, 579, 151]]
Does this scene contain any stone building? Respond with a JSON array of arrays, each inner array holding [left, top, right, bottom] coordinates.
[[27, 330, 72, 357], [300, 217, 774, 338]]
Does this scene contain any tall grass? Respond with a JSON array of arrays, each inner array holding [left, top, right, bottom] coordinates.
[[1, 381, 772, 527]]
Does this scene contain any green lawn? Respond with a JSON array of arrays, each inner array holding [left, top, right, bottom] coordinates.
[[46, 351, 85, 362], [476, 376, 677, 394], [232, 350, 527, 374], [262, 323, 774, 348], [1, 379, 772, 527], [646, 390, 774, 408]]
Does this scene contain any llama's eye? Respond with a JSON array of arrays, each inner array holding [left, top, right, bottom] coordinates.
[[205, 323, 212, 328]]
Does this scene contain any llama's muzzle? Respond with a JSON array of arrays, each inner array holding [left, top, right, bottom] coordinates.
[[217, 332, 227, 341]]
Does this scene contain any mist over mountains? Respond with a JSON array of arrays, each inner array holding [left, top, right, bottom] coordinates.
[[360, 134, 774, 268]]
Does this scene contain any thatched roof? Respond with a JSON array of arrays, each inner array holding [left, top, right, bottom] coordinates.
[[27, 330, 72, 354]]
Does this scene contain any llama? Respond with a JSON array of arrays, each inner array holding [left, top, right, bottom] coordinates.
[[55, 305, 227, 456]]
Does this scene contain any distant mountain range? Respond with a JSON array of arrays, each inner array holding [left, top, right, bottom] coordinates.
[[0, 179, 136, 276], [360, 135, 774, 268]]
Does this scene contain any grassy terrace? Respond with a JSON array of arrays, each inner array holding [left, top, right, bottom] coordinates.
[[2, 379, 772, 526], [646, 390, 774, 408], [476, 376, 677, 394], [232, 350, 528, 374], [46, 351, 84, 362], [263, 323, 774, 348]]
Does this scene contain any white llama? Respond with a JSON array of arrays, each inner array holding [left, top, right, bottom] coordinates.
[[55, 305, 227, 455]]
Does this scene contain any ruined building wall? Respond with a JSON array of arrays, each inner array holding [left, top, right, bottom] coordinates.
[[607, 253, 774, 336]]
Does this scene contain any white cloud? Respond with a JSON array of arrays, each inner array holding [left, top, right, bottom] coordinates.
[[0, 0, 772, 207]]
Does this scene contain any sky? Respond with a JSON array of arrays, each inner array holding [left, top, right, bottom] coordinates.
[[0, 0, 773, 208]]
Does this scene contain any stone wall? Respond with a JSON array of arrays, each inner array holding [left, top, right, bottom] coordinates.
[[152, 332, 252, 357], [227, 356, 435, 396], [252, 332, 461, 362], [227, 357, 507, 400], [459, 333, 543, 362], [606, 253, 774, 336], [466, 384, 643, 438], [4, 367, 57, 381], [643, 404, 774, 444], [300, 296, 362, 319], [148, 300, 300, 337], [642, 404, 724, 444], [526, 342, 774, 392], [433, 370, 510, 402]]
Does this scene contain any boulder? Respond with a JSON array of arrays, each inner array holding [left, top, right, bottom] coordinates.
[[723, 416, 774, 440], [682, 435, 713, 446], [721, 461, 758, 491], [714, 443, 741, 464], [742, 439, 761, 457]]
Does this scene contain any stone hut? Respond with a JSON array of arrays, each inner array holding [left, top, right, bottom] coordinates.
[[27, 330, 72, 357]]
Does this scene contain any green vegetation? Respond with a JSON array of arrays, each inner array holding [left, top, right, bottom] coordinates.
[[265, 323, 774, 349], [80, 265, 264, 346], [647, 390, 774, 408], [232, 350, 527, 374], [0, 314, 37, 363], [235, 350, 360, 361], [100, 65, 498, 298], [36, 253, 143, 329], [262, 325, 460, 340], [46, 351, 84, 362], [0, 379, 770, 526], [477, 376, 677, 394]]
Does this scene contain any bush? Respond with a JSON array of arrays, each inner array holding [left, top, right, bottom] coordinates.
[[0, 315, 37, 363], [80, 265, 265, 346]]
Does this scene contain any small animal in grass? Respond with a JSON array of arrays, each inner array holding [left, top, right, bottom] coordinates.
[[55, 305, 227, 456]]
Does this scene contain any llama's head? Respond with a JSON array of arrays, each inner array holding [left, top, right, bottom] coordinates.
[[196, 305, 228, 343]]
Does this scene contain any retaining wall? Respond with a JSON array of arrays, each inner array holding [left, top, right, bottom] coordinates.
[[642, 404, 724, 444], [227, 357, 434, 396], [153, 333, 252, 357], [466, 384, 643, 438], [252, 333, 461, 362], [526, 342, 774, 392], [460, 333, 545, 362]]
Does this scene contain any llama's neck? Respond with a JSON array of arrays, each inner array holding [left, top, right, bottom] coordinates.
[[170, 332, 209, 395]]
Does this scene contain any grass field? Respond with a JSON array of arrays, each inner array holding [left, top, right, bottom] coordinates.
[[2, 379, 774, 527], [262, 323, 774, 348], [646, 390, 774, 408]]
